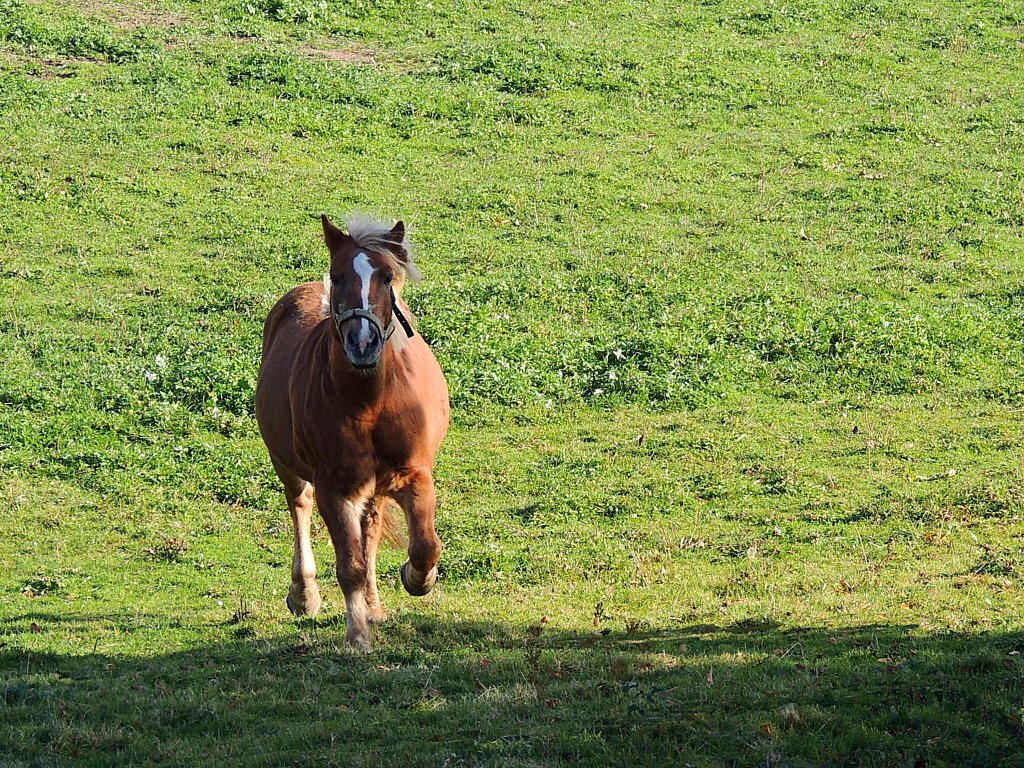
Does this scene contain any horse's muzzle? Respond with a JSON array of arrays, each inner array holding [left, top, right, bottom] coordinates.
[[343, 323, 384, 369]]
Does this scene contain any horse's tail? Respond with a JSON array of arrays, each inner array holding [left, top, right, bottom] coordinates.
[[379, 499, 407, 550]]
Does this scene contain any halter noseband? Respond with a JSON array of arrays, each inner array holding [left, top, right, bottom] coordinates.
[[333, 287, 415, 341]]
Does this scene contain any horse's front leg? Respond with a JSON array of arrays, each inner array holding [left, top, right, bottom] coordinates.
[[362, 497, 389, 623], [393, 470, 442, 597], [316, 475, 374, 651]]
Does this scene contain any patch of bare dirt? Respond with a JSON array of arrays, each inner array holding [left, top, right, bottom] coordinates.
[[109, 6, 186, 31]]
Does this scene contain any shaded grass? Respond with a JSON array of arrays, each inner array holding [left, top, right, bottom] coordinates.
[[4, 617, 1024, 767]]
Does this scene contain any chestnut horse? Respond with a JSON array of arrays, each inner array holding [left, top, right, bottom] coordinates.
[[255, 214, 449, 651]]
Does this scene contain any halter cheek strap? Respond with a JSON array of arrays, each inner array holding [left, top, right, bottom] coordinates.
[[390, 288, 416, 338], [333, 287, 415, 341]]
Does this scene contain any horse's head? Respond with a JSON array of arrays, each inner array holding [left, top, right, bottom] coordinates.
[[321, 214, 418, 370]]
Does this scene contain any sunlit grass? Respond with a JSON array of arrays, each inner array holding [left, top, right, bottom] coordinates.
[[2, 0, 1024, 765]]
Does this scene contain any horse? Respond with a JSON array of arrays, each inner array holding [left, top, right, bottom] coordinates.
[[255, 214, 450, 651]]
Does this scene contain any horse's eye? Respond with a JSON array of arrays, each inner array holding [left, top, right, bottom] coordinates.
[[384, 273, 395, 285], [330, 275, 342, 287]]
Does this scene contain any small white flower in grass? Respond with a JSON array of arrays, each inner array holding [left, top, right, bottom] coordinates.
[[155, 354, 167, 369], [608, 370, 618, 381], [144, 371, 158, 382], [613, 348, 625, 360]]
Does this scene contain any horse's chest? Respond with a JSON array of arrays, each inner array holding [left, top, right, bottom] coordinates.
[[370, 404, 425, 468], [304, 404, 421, 468]]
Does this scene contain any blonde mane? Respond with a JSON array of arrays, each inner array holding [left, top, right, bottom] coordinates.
[[345, 213, 421, 283]]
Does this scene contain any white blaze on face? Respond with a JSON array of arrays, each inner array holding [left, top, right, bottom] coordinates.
[[352, 252, 374, 353]]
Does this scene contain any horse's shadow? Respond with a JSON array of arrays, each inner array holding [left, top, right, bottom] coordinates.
[[2, 611, 1022, 767]]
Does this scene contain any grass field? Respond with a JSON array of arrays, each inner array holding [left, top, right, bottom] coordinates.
[[2, 0, 1024, 765]]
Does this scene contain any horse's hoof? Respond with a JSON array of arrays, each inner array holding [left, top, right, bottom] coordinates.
[[287, 590, 321, 617], [400, 561, 437, 596], [366, 605, 387, 624], [346, 633, 373, 654]]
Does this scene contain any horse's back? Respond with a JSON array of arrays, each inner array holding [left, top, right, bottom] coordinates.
[[260, 281, 325, 358]]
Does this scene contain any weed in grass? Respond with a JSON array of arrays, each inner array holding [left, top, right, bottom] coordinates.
[[143, 536, 189, 563]]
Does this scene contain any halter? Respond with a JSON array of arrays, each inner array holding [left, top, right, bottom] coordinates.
[[333, 286, 415, 342]]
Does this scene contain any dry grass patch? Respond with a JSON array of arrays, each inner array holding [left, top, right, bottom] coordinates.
[[300, 41, 376, 65], [66, 0, 186, 30], [3, 51, 108, 79]]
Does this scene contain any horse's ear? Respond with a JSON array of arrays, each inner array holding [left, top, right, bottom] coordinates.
[[387, 220, 405, 244], [322, 214, 345, 251]]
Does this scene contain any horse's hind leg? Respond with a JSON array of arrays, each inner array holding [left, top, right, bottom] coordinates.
[[272, 460, 322, 617]]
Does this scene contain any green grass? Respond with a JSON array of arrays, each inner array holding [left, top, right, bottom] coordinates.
[[2, 0, 1024, 765]]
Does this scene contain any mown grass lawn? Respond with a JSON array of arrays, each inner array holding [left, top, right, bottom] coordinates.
[[2, 1, 1023, 765]]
